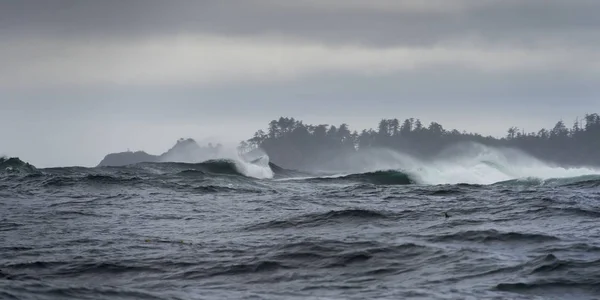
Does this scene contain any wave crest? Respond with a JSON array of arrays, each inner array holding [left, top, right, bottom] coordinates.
[[0, 156, 40, 175], [294, 143, 600, 186], [130, 158, 275, 179]]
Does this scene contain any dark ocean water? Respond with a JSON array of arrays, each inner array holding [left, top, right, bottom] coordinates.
[[1, 158, 600, 300]]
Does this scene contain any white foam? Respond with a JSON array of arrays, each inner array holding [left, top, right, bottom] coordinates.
[[337, 142, 600, 185], [233, 156, 274, 179]]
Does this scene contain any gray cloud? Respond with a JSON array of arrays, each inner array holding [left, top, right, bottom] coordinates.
[[2, 0, 599, 47], [5, 34, 597, 89], [2, 0, 599, 90], [1, 0, 599, 167]]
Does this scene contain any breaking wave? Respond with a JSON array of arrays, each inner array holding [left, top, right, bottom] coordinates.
[[97, 158, 277, 180], [4, 141, 600, 187], [0, 156, 40, 175], [298, 143, 600, 186]]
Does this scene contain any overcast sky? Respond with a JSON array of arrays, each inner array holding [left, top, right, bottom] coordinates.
[[1, 0, 599, 167]]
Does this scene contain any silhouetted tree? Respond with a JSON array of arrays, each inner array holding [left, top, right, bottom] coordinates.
[[241, 113, 600, 170]]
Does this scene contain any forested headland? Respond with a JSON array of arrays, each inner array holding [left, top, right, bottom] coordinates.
[[238, 113, 600, 170]]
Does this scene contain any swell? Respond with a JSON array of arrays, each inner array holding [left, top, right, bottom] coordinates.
[[300, 170, 416, 185], [299, 170, 600, 187], [10, 153, 598, 188], [40, 174, 144, 187], [246, 208, 391, 230], [289, 167, 599, 187], [122, 159, 297, 179], [0, 157, 40, 175], [189, 159, 245, 176], [3, 240, 437, 282], [562, 178, 600, 188], [3, 261, 159, 275], [0, 285, 167, 300], [38, 159, 253, 181], [134, 159, 246, 177], [84, 174, 143, 184], [169, 239, 438, 280], [494, 254, 600, 296], [141, 159, 299, 178], [267, 162, 311, 178], [6, 164, 271, 195], [428, 229, 559, 244], [528, 205, 600, 219], [493, 175, 600, 187], [192, 185, 268, 194]]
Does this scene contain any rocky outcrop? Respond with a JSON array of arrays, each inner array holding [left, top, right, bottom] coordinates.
[[97, 151, 158, 167], [97, 138, 223, 167]]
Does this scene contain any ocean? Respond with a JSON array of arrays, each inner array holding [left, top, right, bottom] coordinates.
[[1, 156, 600, 300]]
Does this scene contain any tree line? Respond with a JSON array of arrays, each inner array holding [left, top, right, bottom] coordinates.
[[238, 113, 600, 170]]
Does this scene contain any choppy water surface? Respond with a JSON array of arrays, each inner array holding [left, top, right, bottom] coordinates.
[[1, 159, 600, 299]]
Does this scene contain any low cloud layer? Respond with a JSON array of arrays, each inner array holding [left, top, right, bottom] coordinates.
[[1, 0, 598, 167], [3, 0, 599, 46], [3, 34, 598, 89], [2, 0, 599, 88]]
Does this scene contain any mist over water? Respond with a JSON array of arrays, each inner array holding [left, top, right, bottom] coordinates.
[[234, 157, 274, 179], [275, 142, 600, 186], [414, 143, 599, 185], [149, 140, 600, 185]]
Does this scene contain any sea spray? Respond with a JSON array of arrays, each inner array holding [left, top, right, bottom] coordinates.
[[233, 156, 274, 179], [155, 141, 275, 179], [313, 142, 600, 185]]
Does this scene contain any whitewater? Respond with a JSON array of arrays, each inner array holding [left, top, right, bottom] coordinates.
[[1, 144, 600, 299], [275, 144, 600, 186]]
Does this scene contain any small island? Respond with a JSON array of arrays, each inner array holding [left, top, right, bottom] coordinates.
[[97, 138, 223, 167]]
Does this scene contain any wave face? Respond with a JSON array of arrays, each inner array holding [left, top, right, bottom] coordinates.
[[293, 170, 415, 185], [138, 158, 275, 179], [0, 156, 296, 197], [0, 156, 40, 175], [2, 151, 600, 300], [184, 159, 271, 178]]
